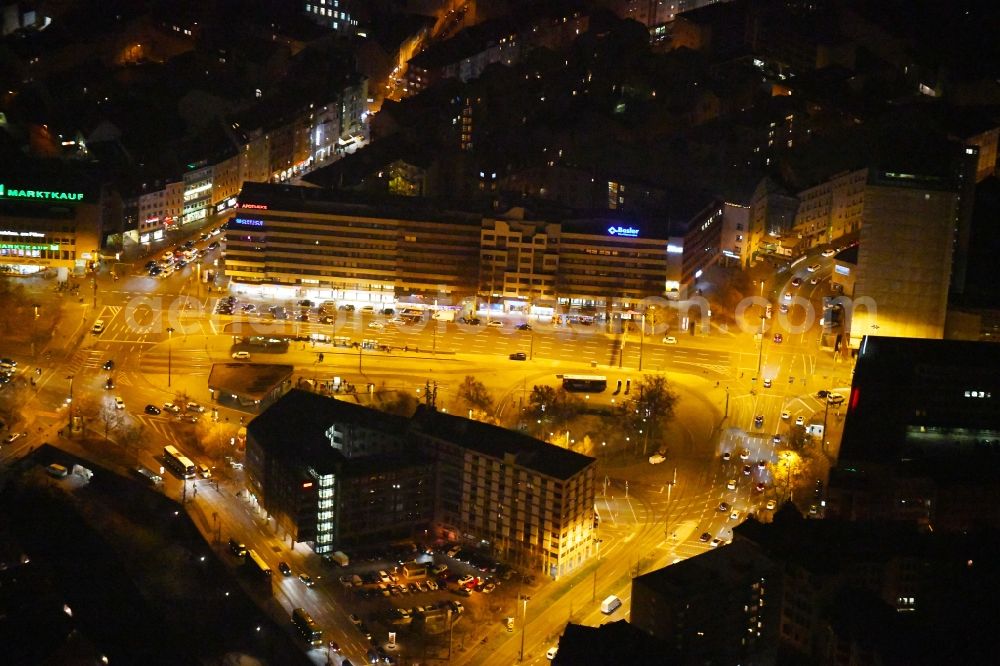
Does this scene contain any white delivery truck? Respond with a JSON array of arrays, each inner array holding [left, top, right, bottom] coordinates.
[[600, 595, 622, 614], [431, 309, 455, 322]]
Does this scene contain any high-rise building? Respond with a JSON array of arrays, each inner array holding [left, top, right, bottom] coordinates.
[[849, 170, 961, 345]]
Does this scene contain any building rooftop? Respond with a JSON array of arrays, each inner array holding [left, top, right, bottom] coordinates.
[[411, 405, 594, 480], [236, 181, 488, 227], [207, 363, 294, 402], [554, 620, 671, 666]]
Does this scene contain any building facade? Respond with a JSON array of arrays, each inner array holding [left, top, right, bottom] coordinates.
[[791, 168, 867, 248], [225, 183, 482, 302], [849, 170, 960, 346], [245, 390, 597, 579], [225, 183, 721, 307], [412, 408, 597, 579], [0, 170, 104, 275]]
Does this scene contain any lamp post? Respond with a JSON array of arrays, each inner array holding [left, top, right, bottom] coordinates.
[[518, 594, 531, 662], [65, 375, 74, 434], [31, 303, 40, 357], [166, 327, 174, 387], [638, 314, 645, 372], [756, 281, 766, 381]]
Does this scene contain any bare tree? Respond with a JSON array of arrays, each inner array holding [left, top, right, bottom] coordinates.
[[526, 385, 582, 434], [456, 376, 494, 415], [623, 374, 679, 455], [99, 401, 126, 442]]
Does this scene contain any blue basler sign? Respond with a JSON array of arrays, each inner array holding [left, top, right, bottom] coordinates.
[[607, 225, 639, 238]]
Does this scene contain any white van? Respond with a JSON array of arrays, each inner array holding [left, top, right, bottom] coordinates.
[[600, 595, 622, 614]]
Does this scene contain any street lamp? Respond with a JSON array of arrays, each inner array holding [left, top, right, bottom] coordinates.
[[518, 594, 531, 662], [638, 313, 645, 372], [756, 281, 766, 381], [166, 327, 175, 387], [65, 375, 74, 434]]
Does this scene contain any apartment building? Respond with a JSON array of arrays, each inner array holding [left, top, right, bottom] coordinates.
[[411, 407, 596, 579], [245, 390, 597, 579], [791, 168, 867, 248]]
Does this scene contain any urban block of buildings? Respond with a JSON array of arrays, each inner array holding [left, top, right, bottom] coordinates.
[[245, 389, 597, 579], [225, 181, 723, 312]]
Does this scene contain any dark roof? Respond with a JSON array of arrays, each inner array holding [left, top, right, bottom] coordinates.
[[632, 538, 775, 597], [248, 389, 409, 445], [412, 405, 594, 480], [248, 391, 592, 480], [236, 181, 488, 227], [207, 363, 294, 400], [834, 243, 858, 264], [840, 337, 1000, 464], [301, 135, 437, 189], [554, 621, 672, 666], [733, 512, 927, 575]]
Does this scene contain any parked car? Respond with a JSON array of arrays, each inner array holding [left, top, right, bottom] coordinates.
[[509, 352, 527, 361], [232, 351, 251, 360], [662, 336, 678, 344], [162, 402, 181, 414], [144, 404, 161, 415]]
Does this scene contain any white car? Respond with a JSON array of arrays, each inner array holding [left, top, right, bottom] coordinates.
[[821, 249, 836, 257], [782, 292, 792, 301], [186, 402, 205, 413], [807, 263, 821, 272], [662, 336, 677, 344], [730, 509, 740, 521], [648, 453, 666, 465], [726, 479, 736, 490], [765, 499, 777, 510], [162, 402, 182, 414], [781, 411, 790, 420], [367, 321, 385, 330], [114, 397, 125, 410], [487, 320, 503, 328], [546, 647, 558, 660], [231, 351, 250, 360], [795, 416, 805, 427]]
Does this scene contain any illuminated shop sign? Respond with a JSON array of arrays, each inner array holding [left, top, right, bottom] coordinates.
[[240, 203, 268, 210], [231, 217, 264, 227], [0, 183, 85, 202], [835, 264, 850, 276], [1, 243, 59, 252], [607, 225, 639, 238], [0, 230, 45, 237]]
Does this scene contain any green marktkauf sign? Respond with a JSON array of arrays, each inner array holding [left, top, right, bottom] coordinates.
[[0, 183, 84, 202]]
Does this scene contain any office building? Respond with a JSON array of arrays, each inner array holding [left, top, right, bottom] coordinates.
[[246, 390, 434, 551], [226, 183, 722, 308], [226, 182, 482, 303], [246, 390, 597, 579], [827, 336, 1000, 531], [848, 170, 961, 345]]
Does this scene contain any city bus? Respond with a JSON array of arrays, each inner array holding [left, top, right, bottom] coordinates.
[[562, 374, 608, 393], [246, 549, 272, 576], [291, 608, 323, 647], [162, 445, 197, 479]]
